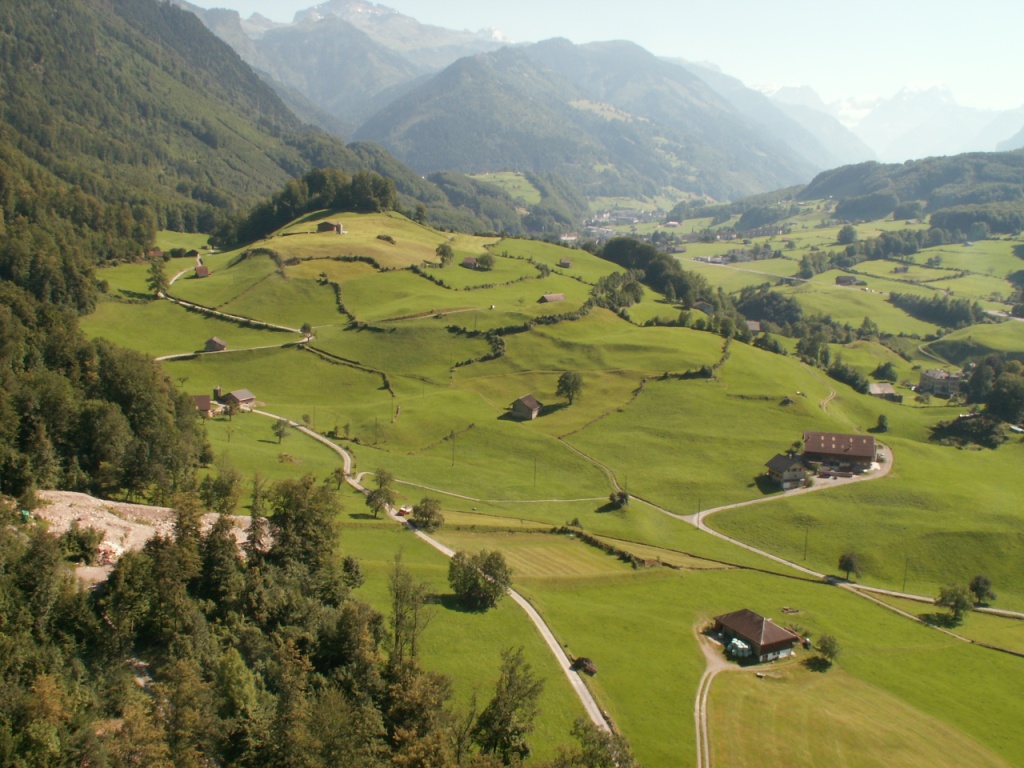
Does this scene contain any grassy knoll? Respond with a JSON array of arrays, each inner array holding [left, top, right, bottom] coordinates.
[[273, 212, 499, 269], [169, 250, 280, 308], [334, 523, 584, 763], [434, 255, 540, 291], [710, 667, 1011, 767], [827, 339, 919, 386], [928, 320, 1024, 364], [80, 299, 292, 357]]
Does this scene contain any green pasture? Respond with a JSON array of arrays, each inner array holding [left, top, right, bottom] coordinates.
[[154, 230, 211, 252], [681, 258, 800, 292], [710, 667, 1011, 768], [827, 339, 918, 385], [919, 239, 1023, 278], [710, 437, 1024, 611], [854, 260, 962, 283], [519, 565, 1024, 767], [434, 530, 637, 581], [872, 594, 1024, 656], [779, 280, 939, 336], [80, 298, 292, 357], [625, 294, 683, 326], [493, 238, 618, 285], [470, 309, 723, 378], [310, 322, 489, 384], [433, 255, 541, 291], [219, 271, 342, 329], [467, 171, 542, 205], [565, 346, 839, 513], [96, 260, 158, 299], [342, 269, 592, 330], [169, 250, 280, 308], [162, 346, 391, 429], [929, 272, 1013, 304], [927, 320, 1024, 363], [199, 411, 345, 499], [334, 524, 584, 763]]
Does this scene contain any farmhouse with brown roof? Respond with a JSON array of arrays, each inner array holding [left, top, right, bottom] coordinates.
[[714, 609, 800, 663], [462, 256, 479, 269], [558, 258, 572, 268], [869, 382, 902, 403], [317, 221, 344, 234], [195, 264, 210, 278], [223, 388, 256, 410], [802, 431, 876, 471], [511, 394, 543, 421], [205, 337, 227, 353]]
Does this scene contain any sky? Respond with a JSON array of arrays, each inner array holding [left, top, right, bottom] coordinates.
[[189, 0, 1024, 110]]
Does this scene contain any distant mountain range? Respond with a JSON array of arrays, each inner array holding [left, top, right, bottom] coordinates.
[[765, 85, 1024, 162], [176, 0, 1024, 201]]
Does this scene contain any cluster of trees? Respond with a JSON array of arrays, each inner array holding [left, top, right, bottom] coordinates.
[[0, 283, 209, 501], [963, 355, 1024, 424], [592, 270, 645, 312], [600, 237, 713, 310], [222, 168, 398, 246], [888, 292, 986, 330], [0, 481, 635, 766], [448, 550, 513, 611]]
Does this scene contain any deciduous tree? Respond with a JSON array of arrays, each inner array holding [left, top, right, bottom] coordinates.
[[411, 497, 444, 532], [936, 583, 973, 625], [473, 647, 544, 764], [838, 551, 861, 580], [448, 550, 512, 610], [556, 371, 584, 405], [969, 574, 996, 605]]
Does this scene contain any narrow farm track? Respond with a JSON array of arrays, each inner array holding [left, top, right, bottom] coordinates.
[[248, 410, 610, 733]]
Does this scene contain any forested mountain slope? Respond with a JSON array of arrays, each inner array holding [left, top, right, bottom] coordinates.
[[355, 38, 818, 201]]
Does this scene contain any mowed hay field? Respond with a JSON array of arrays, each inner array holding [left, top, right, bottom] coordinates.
[[709, 668, 1012, 768], [81, 211, 1024, 766]]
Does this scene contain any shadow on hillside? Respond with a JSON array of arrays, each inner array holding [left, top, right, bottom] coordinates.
[[594, 501, 622, 514], [346, 512, 378, 521]]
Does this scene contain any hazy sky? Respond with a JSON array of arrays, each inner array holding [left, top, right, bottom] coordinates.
[[190, 0, 1024, 110]]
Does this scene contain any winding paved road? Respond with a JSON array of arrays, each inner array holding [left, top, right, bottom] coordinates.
[[249, 410, 610, 733]]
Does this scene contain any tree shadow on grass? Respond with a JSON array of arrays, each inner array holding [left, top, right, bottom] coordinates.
[[919, 611, 961, 629], [803, 657, 833, 673], [428, 593, 486, 615], [346, 512, 378, 521]]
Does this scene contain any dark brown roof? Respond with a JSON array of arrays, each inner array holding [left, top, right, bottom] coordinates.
[[715, 609, 799, 647], [516, 394, 542, 411], [195, 265, 210, 277], [803, 431, 875, 460], [765, 454, 803, 474], [193, 395, 212, 410], [540, 293, 565, 303]]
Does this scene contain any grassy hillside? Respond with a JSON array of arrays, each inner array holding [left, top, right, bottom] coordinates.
[[81, 209, 1024, 766]]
